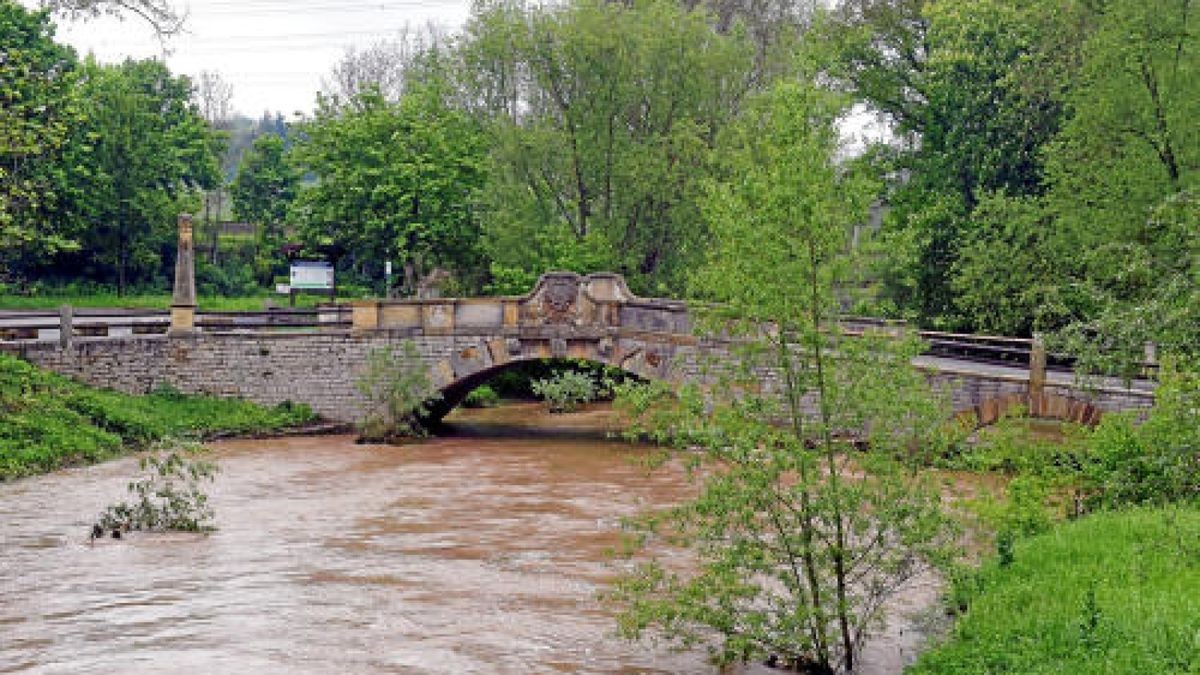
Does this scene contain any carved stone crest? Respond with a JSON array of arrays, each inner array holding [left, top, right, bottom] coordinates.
[[540, 275, 579, 324]]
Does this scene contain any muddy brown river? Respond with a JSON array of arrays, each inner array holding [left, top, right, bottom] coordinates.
[[0, 404, 937, 673]]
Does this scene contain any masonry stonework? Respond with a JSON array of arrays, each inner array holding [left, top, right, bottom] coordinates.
[[1, 273, 1154, 425]]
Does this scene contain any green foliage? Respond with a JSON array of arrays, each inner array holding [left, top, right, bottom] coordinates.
[[986, 475, 1054, 538], [94, 442, 219, 534], [939, 415, 1089, 476], [231, 133, 299, 285], [612, 379, 711, 447], [949, 193, 1082, 336], [823, 0, 1078, 328], [530, 370, 597, 413], [1044, 0, 1198, 242], [461, 384, 499, 408], [464, 0, 759, 295], [59, 58, 220, 294], [609, 81, 958, 673], [1040, 0, 1200, 372], [913, 506, 1200, 673], [1082, 360, 1200, 509], [0, 2, 84, 266], [355, 341, 437, 442], [231, 134, 296, 231], [292, 83, 488, 294], [0, 353, 316, 480]]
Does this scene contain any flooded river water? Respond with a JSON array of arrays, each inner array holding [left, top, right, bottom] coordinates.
[[0, 404, 938, 673]]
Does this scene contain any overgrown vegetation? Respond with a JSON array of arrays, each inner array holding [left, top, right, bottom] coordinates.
[[355, 341, 437, 442], [909, 359, 1200, 673], [0, 353, 316, 480], [913, 506, 1200, 673], [608, 82, 960, 673], [935, 359, 1199, 516], [530, 370, 598, 413], [93, 441, 218, 536], [462, 384, 499, 408]]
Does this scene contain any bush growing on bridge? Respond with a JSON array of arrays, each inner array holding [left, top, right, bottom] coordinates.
[[355, 341, 437, 442]]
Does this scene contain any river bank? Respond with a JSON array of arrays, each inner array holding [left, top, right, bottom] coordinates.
[[0, 354, 318, 480]]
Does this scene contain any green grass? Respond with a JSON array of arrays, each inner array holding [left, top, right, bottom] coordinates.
[[0, 292, 347, 311], [0, 354, 317, 480], [912, 506, 1200, 674]]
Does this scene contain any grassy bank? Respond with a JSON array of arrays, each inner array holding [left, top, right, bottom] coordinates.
[[0, 354, 317, 480], [912, 506, 1200, 673]]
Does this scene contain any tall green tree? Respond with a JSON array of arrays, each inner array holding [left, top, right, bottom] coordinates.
[[820, 0, 1092, 330], [0, 2, 83, 277], [956, 0, 1198, 362], [62, 59, 220, 293], [291, 83, 488, 294], [1044, 0, 1197, 305], [231, 133, 300, 285], [611, 81, 956, 672], [461, 0, 758, 295]]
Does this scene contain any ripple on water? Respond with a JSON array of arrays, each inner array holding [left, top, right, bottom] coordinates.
[[0, 404, 940, 674]]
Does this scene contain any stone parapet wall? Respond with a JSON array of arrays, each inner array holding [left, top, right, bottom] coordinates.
[[1, 328, 1154, 425], [1, 271, 1155, 425]]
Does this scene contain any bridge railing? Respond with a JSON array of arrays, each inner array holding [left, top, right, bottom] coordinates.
[[839, 319, 1158, 376], [0, 306, 352, 343], [0, 304, 1154, 377]]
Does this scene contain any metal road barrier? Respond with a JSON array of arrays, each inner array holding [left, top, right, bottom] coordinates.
[[0, 306, 352, 343]]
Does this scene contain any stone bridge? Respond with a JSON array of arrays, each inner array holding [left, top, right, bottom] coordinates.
[[1, 272, 1155, 426]]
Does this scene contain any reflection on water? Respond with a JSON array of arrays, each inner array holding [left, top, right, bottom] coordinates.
[[0, 403, 937, 673]]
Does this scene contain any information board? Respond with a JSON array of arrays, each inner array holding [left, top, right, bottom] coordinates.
[[289, 262, 334, 290]]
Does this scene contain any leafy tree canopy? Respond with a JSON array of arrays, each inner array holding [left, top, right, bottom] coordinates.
[[0, 1, 83, 268], [291, 83, 488, 294]]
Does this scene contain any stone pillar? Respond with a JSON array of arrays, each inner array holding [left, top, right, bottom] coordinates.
[[170, 213, 197, 335], [351, 300, 379, 332], [59, 304, 73, 348], [1029, 333, 1047, 415], [1143, 341, 1158, 377]]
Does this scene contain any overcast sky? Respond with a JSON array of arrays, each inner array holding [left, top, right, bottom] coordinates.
[[28, 0, 473, 118]]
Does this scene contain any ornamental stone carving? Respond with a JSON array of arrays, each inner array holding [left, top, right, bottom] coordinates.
[[540, 275, 579, 324]]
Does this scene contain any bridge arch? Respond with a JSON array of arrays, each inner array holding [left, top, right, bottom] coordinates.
[[424, 355, 649, 422], [957, 393, 1103, 428]]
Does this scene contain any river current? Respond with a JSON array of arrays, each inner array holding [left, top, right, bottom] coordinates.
[[0, 404, 935, 673]]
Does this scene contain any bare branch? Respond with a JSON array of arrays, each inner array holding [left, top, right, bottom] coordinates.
[[40, 0, 186, 40]]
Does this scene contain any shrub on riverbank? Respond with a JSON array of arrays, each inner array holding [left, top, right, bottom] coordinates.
[[0, 354, 316, 480], [531, 370, 598, 413], [355, 341, 436, 442], [913, 506, 1200, 673]]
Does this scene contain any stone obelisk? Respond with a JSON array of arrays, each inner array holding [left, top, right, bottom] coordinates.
[[169, 213, 197, 335]]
